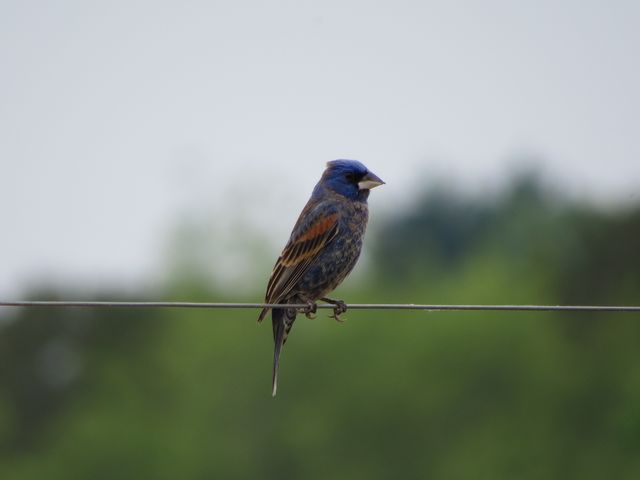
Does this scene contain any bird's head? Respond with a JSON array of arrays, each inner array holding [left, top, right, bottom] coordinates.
[[319, 159, 384, 201]]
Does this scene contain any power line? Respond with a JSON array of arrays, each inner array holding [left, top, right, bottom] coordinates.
[[0, 301, 639, 313]]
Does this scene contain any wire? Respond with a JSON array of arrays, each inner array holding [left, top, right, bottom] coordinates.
[[0, 301, 639, 312]]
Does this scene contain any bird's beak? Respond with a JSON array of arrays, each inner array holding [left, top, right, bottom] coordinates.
[[358, 171, 385, 190]]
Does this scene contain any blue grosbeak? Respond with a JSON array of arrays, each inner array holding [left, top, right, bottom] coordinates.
[[258, 160, 384, 396]]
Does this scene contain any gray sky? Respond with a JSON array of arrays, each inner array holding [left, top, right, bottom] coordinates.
[[1, 1, 639, 298]]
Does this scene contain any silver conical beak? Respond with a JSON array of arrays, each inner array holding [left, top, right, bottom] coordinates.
[[358, 171, 385, 190]]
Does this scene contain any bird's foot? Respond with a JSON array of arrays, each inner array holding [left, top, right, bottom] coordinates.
[[320, 297, 348, 323], [302, 301, 317, 319]]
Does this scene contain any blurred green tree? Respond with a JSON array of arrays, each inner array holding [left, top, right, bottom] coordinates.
[[1, 175, 639, 479]]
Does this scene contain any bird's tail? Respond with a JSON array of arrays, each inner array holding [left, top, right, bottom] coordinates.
[[272, 307, 297, 397]]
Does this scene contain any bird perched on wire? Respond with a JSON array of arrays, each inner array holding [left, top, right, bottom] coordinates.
[[258, 160, 384, 396]]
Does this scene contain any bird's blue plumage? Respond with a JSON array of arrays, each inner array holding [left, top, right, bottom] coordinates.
[[258, 159, 384, 396], [312, 159, 370, 201]]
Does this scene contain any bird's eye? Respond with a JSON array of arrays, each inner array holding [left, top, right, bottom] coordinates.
[[345, 172, 356, 182]]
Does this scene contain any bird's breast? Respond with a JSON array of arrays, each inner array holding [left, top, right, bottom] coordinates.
[[294, 200, 369, 299]]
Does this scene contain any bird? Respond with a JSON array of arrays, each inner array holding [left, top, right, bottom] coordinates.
[[258, 160, 384, 396]]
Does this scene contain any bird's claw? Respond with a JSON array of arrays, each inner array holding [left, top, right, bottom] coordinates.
[[321, 298, 348, 323], [330, 304, 347, 323], [302, 301, 317, 319]]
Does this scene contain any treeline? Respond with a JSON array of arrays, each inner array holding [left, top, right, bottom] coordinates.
[[1, 176, 639, 479]]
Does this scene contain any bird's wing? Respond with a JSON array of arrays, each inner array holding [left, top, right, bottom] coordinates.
[[257, 203, 340, 322]]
